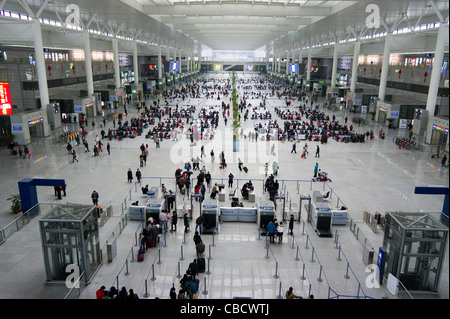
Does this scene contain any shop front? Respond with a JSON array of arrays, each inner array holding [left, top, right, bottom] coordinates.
[[10, 109, 50, 145]]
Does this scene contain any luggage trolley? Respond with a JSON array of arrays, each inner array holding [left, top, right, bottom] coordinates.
[[200, 199, 219, 234], [257, 201, 275, 235], [145, 198, 166, 225]]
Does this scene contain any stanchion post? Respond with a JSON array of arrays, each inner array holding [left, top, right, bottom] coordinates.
[[157, 248, 162, 265], [344, 262, 350, 279], [305, 234, 309, 249], [180, 245, 185, 261], [202, 277, 208, 295], [295, 246, 300, 261], [151, 264, 156, 281], [310, 247, 315, 263], [337, 245, 342, 261], [277, 282, 283, 299], [300, 263, 306, 280], [265, 244, 270, 259], [206, 258, 211, 275], [208, 244, 213, 261], [273, 261, 279, 279], [176, 261, 181, 278], [317, 265, 323, 282], [143, 279, 150, 298], [125, 259, 130, 276]]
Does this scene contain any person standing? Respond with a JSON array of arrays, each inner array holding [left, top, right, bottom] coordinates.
[[272, 161, 279, 176], [264, 162, 269, 176], [228, 172, 234, 187], [171, 210, 178, 232], [288, 214, 294, 235], [314, 163, 319, 178], [315, 145, 320, 158], [301, 147, 306, 159], [127, 168, 133, 183], [91, 190, 99, 206], [107, 142, 110, 155], [184, 213, 190, 233], [267, 220, 276, 243]]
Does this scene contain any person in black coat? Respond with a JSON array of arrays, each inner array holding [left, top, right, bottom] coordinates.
[[127, 168, 133, 183]]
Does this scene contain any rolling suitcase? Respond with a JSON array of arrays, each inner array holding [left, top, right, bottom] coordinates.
[[137, 249, 145, 262], [197, 257, 205, 273], [243, 166, 248, 173]]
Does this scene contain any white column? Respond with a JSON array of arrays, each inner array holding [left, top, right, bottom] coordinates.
[[426, 23, 449, 116], [331, 44, 339, 87], [112, 37, 120, 90], [158, 46, 162, 80], [350, 41, 361, 93], [83, 31, 94, 96], [286, 51, 289, 75], [133, 41, 139, 84], [306, 49, 312, 81], [32, 19, 49, 108], [178, 50, 182, 73], [378, 32, 392, 102], [298, 50, 303, 77]]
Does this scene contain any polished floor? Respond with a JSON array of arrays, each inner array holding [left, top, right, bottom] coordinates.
[[0, 72, 448, 299]]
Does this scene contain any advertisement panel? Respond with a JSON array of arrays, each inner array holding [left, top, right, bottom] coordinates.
[[0, 82, 13, 115]]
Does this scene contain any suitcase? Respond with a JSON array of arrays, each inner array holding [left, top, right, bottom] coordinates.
[[180, 186, 186, 195], [147, 237, 153, 248], [197, 257, 205, 273], [243, 166, 248, 173], [137, 253, 144, 262]]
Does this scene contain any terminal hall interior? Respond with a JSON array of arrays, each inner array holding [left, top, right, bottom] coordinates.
[[0, 0, 449, 301]]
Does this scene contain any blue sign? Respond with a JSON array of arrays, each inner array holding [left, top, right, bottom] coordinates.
[[391, 112, 399, 117], [13, 125, 22, 131], [377, 247, 386, 285]]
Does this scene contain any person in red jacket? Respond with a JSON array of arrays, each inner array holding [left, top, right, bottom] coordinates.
[[96, 286, 106, 299]]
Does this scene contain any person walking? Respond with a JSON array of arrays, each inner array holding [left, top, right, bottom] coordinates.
[[272, 161, 279, 176], [315, 145, 320, 158], [72, 149, 78, 162], [441, 154, 447, 168], [301, 147, 306, 159], [291, 142, 297, 153], [264, 162, 269, 176], [127, 168, 133, 183], [135, 168, 142, 184]]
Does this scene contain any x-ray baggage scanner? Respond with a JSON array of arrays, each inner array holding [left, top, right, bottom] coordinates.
[[146, 198, 166, 225], [257, 201, 275, 234], [309, 201, 332, 237], [201, 199, 219, 234]]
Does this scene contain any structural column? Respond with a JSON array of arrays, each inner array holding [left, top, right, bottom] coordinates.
[[306, 49, 312, 81], [112, 37, 120, 90], [378, 32, 392, 102], [178, 50, 182, 74], [158, 46, 162, 80], [83, 31, 94, 97], [350, 41, 361, 93], [133, 41, 139, 84], [426, 23, 449, 117], [331, 44, 339, 87], [286, 51, 289, 75], [32, 19, 49, 108]]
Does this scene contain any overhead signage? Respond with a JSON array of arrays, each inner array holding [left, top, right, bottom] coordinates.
[[433, 125, 449, 133], [28, 118, 43, 125], [0, 82, 13, 115]]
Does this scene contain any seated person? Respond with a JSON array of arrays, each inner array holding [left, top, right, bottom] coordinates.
[[141, 184, 149, 194]]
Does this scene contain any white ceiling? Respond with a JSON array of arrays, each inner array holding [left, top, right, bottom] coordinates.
[[3, 0, 449, 53]]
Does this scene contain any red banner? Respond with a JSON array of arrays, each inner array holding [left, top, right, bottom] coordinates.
[[0, 82, 13, 115]]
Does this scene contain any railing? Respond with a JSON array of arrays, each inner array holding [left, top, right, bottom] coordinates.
[[0, 203, 57, 246]]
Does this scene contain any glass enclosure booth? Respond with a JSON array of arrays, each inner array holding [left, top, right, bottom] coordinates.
[[39, 204, 102, 285], [383, 212, 448, 293]]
